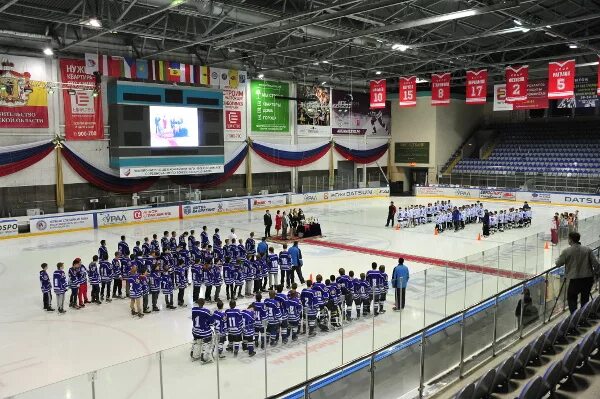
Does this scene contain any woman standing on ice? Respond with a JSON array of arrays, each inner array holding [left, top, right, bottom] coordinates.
[[550, 214, 559, 245], [275, 210, 283, 237]]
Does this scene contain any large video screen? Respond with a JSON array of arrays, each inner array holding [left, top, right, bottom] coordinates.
[[149, 106, 199, 148]]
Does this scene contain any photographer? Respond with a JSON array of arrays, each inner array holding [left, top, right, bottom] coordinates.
[[555, 232, 600, 314]]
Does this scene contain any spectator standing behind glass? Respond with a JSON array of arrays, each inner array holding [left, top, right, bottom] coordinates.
[[391, 258, 409, 311], [555, 232, 600, 314], [550, 215, 559, 245]]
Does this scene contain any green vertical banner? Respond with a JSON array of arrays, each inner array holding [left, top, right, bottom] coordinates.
[[250, 80, 290, 133]]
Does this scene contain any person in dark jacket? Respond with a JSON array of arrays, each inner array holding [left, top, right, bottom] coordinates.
[[482, 211, 490, 237], [452, 207, 460, 232], [515, 288, 539, 328], [264, 210, 272, 238], [386, 202, 397, 227]]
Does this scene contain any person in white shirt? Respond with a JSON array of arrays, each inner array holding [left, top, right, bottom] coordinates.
[[228, 228, 238, 242]]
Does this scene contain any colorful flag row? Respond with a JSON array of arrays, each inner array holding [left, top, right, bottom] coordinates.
[[370, 57, 599, 109], [83, 53, 247, 89]]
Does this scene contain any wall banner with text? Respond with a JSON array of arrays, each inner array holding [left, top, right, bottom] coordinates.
[[297, 84, 331, 136], [331, 89, 391, 136], [250, 80, 290, 133]]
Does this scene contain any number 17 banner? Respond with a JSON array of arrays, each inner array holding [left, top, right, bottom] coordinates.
[[466, 70, 488, 104], [548, 60, 575, 99], [398, 76, 417, 107], [369, 79, 386, 109]]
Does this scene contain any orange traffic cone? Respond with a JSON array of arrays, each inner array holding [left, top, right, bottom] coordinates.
[[476, 233, 481, 241], [434, 228, 439, 236], [544, 241, 549, 250], [395, 224, 400, 231]]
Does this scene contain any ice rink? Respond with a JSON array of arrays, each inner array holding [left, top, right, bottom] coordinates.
[[1, 196, 599, 399]]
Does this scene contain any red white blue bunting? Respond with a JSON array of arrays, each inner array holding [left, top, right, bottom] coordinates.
[[334, 141, 389, 164], [251, 140, 330, 167], [0, 140, 54, 177], [170, 143, 248, 188], [61, 144, 158, 193]]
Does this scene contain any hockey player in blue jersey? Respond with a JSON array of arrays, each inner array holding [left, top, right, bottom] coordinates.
[[68, 260, 80, 309], [161, 231, 169, 251], [175, 259, 187, 307], [53, 262, 68, 313], [212, 262, 223, 302], [118, 235, 130, 257], [150, 264, 162, 311], [234, 261, 245, 299], [267, 247, 279, 289], [265, 290, 282, 346], [357, 273, 371, 317], [40, 263, 54, 311], [192, 298, 214, 364], [275, 285, 290, 343], [243, 255, 254, 297], [150, 234, 160, 254], [88, 256, 101, 304], [188, 229, 196, 250], [99, 255, 112, 302], [236, 239, 246, 262], [200, 226, 210, 247], [350, 271, 362, 319], [133, 241, 142, 257], [242, 304, 256, 357], [258, 254, 269, 292], [327, 276, 342, 328], [142, 238, 151, 256], [245, 232, 256, 256], [191, 258, 204, 303], [178, 231, 188, 248], [287, 291, 303, 341], [140, 269, 151, 314], [162, 268, 176, 309], [366, 262, 381, 316], [379, 265, 388, 314], [212, 300, 227, 359], [223, 257, 235, 300], [129, 265, 144, 318], [300, 281, 318, 336], [252, 256, 262, 294], [253, 293, 267, 349], [111, 252, 123, 299], [279, 244, 292, 289], [225, 300, 244, 357], [213, 228, 222, 248], [98, 240, 108, 261], [337, 268, 354, 322], [203, 263, 215, 302]]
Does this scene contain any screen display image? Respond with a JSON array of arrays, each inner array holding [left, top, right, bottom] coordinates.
[[149, 106, 199, 147]]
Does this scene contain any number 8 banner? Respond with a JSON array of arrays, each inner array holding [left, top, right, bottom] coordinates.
[[431, 72, 451, 106], [398, 76, 417, 107], [466, 70, 488, 104], [369, 79, 386, 109], [505, 65, 528, 103], [548, 60, 575, 99]]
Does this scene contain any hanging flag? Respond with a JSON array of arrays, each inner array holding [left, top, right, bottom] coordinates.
[[184, 64, 192, 84], [152, 60, 167, 81], [123, 57, 136, 79], [107, 56, 123, 78], [200, 66, 210, 85], [369, 79, 386, 109], [210, 68, 229, 88], [238, 70, 247, 87], [84, 53, 98, 75], [136, 59, 149, 80], [431, 73, 451, 106], [505, 65, 528, 103], [398, 76, 417, 107], [465, 70, 488, 104], [168, 62, 182, 82], [229, 69, 239, 89], [548, 60, 575, 99]]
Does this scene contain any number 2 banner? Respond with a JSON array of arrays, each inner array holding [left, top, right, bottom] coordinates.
[[431, 72, 451, 106], [398, 76, 417, 107], [548, 60, 575, 99], [369, 79, 386, 109], [505, 65, 528, 103], [465, 70, 487, 104]]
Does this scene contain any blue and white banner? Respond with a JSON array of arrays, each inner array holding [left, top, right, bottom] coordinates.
[[29, 213, 95, 233], [0, 219, 19, 237]]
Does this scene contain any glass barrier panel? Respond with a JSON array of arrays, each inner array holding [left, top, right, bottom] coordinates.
[[494, 284, 522, 352], [341, 299, 374, 364], [446, 260, 467, 316], [463, 253, 484, 309], [424, 265, 448, 326], [482, 248, 500, 298], [462, 298, 495, 374], [511, 238, 527, 284], [402, 269, 426, 337], [544, 268, 566, 321], [95, 353, 161, 399], [161, 342, 219, 399], [521, 276, 546, 337], [373, 336, 421, 399], [266, 322, 308, 397], [497, 243, 514, 292], [536, 232, 547, 275], [422, 318, 462, 397], [12, 373, 92, 399], [307, 360, 372, 399], [374, 285, 402, 350], [308, 312, 343, 380]]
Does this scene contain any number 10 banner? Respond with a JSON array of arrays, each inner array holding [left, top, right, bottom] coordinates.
[[370, 79, 386, 109], [398, 76, 417, 107], [548, 60, 575, 99], [431, 72, 451, 106], [466, 70, 488, 104]]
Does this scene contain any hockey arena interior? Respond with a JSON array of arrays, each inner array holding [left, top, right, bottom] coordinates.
[[2, 1, 600, 399]]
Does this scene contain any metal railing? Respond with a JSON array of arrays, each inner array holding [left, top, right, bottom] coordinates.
[[9, 216, 600, 399], [439, 173, 600, 194]]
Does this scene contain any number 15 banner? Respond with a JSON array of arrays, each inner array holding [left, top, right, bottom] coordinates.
[[370, 79, 386, 109], [466, 70, 488, 104], [548, 60, 575, 99], [505, 65, 528, 102], [431, 72, 451, 106], [398, 76, 417, 107]]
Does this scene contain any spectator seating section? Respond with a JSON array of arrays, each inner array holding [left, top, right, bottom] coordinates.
[[452, 293, 600, 399], [452, 122, 600, 176]]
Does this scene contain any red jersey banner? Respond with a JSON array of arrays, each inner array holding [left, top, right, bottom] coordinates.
[[465, 70, 488, 104], [597, 57, 600, 96], [431, 73, 451, 106], [398, 76, 417, 107], [59, 59, 104, 140], [369, 79, 386, 109], [513, 80, 549, 110], [505, 65, 528, 103], [548, 60, 575, 99]]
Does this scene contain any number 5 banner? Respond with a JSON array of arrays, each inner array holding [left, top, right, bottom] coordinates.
[[431, 73, 451, 106], [398, 76, 417, 107], [466, 70, 488, 104], [548, 60, 575, 99], [505, 65, 528, 103], [370, 79, 386, 109]]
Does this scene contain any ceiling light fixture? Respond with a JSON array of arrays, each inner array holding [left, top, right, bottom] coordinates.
[[513, 19, 523, 26], [322, 60, 330, 64], [375, 71, 382, 75], [43, 48, 54, 56], [568, 43, 578, 49], [257, 73, 265, 79], [88, 17, 102, 28], [321, 81, 327, 86], [392, 43, 409, 51], [521, 27, 530, 33]]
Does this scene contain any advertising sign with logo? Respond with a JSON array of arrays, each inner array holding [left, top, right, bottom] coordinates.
[[529, 192, 551, 203], [223, 83, 247, 141], [0, 219, 19, 237], [480, 190, 516, 201], [553, 194, 600, 206], [297, 84, 331, 136], [30, 213, 95, 233], [290, 187, 389, 204], [0, 54, 49, 128], [415, 186, 447, 196], [250, 195, 287, 210], [250, 80, 290, 133], [182, 199, 248, 218], [119, 164, 224, 178], [453, 188, 480, 198], [331, 89, 391, 136], [98, 206, 179, 226]]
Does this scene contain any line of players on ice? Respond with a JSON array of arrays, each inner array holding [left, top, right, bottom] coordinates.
[[394, 201, 533, 233]]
